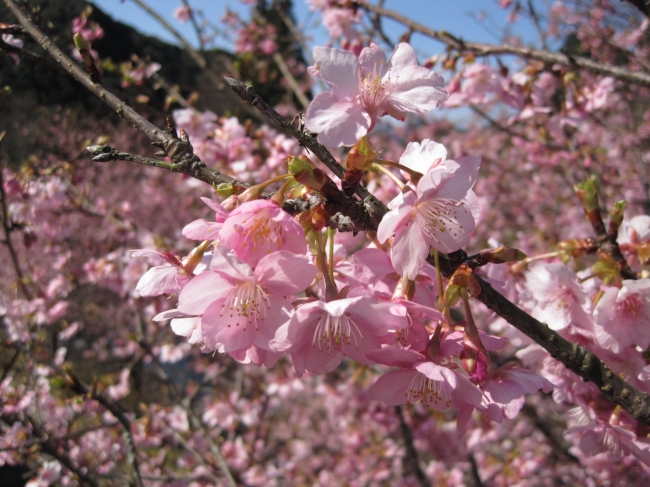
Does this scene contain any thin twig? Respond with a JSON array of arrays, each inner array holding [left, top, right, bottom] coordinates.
[[2, 0, 165, 143], [361, 2, 650, 87], [182, 0, 205, 52], [395, 406, 429, 487], [27, 415, 101, 487], [272, 51, 310, 109], [64, 369, 145, 487], [527, 0, 548, 50], [129, 0, 262, 122], [0, 160, 33, 300], [0, 38, 67, 73], [468, 453, 484, 487]]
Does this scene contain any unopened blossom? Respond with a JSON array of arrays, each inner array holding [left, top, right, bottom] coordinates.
[[173, 5, 192, 23], [272, 295, 408, 376], [133, 248, 211, 296], [182, 197, 229, 240], [593, 279, 650, 353], [175, 247, 316, 354], [220, 199, 307, 266], [377, 155, 480, 279], [305, 43, 448, 146]]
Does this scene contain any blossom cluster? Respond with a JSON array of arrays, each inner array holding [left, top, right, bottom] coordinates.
[[4, 0, 650, 485]]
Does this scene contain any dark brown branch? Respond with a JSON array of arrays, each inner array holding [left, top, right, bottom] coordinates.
[[362, 2, 650, 87], [86, 144, 243, 187], [435, 250, 650, 427], [225, 77, 388, 230], [395, 405, 430, 487], [587, 209, 637, 280]]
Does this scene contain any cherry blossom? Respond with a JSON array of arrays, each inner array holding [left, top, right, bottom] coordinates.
[[305, 43, 448, 146], [377, 154, 480, 279], [593, 280, 650, 352], [272, 295, 408, 376], [219, 199, 308, 266], [368, 347, 484, 413], [174, 247, 316, 353]]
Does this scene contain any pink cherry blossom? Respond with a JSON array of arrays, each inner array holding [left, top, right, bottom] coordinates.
[[182, 197, 229, 240], [176, 247, 316, 354], [524, 262, 593, 331], [476, 363, 553, 424], [220, 199, 307, 266], [368, 347, 483, 412], [397, 138, 448, 182], [173, 5, 192, 23], [132, 249, 204, 296], [593, 280, 650, 352], [377, 156, 481, 279], [305, 43, 448, 146], [272, 295, 408, 376]]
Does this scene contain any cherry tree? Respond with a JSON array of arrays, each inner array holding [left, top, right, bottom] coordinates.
[[2, 0, 650, 485]]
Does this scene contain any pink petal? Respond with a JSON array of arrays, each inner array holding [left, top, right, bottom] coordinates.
[[200, 197, 229, 221], [136, 266, 180, 296], [388, 65, 447, 114], [177, 271, 232, 314], [366, 347, 424, 368], [313, 46, 360, 101], [388, 43, 417, 68], [376, 191, 416, 244], [255, 251, 316, 296], [391, 222, 430, 280], [371, 369, 415, 405], [305, 92, 371, 147], [182, 219, 222, 240], [358, 43, 388, 76]]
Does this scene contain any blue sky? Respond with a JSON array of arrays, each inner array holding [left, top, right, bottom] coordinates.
[[90, 0, 548, 64]]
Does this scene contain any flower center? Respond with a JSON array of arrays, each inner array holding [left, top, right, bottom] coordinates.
[[616, 294, 642, 319], [405, 372, 452, 408], [312, 312, 363, 356], [358, 61, 393, 109], [415, 198, 468, 245], [236, 210, 283, 253], [220, 282, 270, 331]]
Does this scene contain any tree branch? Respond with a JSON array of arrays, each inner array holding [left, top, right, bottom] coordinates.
[[63, 369, 145, 487], [395, 405, 429, 487], [2, 0, 166, 144], [435, 250, 650, 426], [361, 2, 650, 87], [225, 77, 388, 230]]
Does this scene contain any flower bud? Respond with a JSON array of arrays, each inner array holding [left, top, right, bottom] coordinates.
[[574, 176, 599, 213], [182, 240, 211, 275]]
